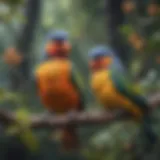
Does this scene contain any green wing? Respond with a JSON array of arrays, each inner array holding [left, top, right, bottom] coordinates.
[[110, 69, 149, 113], [71, 65, 85, 111]]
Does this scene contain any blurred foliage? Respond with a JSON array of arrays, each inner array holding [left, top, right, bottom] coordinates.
[[0, 0, 160, 160], [6, 108, 40, 152], [0, 0, 23, 5], [119, 0, 160, 88], [85, 122, 138, 160]]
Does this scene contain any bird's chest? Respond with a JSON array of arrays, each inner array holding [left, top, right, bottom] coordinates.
[[35, 60, 79, 112], [91, 70, 126, 107]]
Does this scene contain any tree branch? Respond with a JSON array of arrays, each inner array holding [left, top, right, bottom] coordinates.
[[0, 92, 159, 129]]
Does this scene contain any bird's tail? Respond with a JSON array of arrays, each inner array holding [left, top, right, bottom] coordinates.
[[61, 125, 79, 151]]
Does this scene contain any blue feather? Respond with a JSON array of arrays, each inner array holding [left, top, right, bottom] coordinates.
[[46, 30, 69, 41], [88, 45, 115, 59]]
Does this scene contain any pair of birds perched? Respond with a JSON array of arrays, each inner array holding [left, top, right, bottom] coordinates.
[[35, 30, 157, 151]]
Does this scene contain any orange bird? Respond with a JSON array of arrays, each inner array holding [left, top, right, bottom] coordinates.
[[35, 30, 84, 151]]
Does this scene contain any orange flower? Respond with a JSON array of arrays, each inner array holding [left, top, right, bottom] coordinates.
[[128, 33, 145, 51], [147, 3, 160, 16], [122, 0, 135, 14], [3, 47, 23, 66], [128, 32, 140, 44]]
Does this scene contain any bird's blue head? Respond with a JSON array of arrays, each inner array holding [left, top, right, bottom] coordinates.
[[45, 30, 71, 57], [47, 30, 69, 41], [88, 45, 115, 71], [89, 46, 114, 59]]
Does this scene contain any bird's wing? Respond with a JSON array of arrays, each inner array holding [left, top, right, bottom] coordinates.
[[70, 64, 85, 110], [110, 68, 149, 112]]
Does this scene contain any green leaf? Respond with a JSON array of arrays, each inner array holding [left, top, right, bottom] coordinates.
[[20, 129, 40, 152], [119, 25, 135, 37], [15, 108, 31, 126], [6, 108, 40, 152]]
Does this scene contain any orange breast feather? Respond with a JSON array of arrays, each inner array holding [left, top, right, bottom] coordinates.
[[35, 59, 79, 113]]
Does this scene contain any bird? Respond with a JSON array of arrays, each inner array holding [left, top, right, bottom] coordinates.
[[34, 30, 84, 151], [88, 45, 157, 149]]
